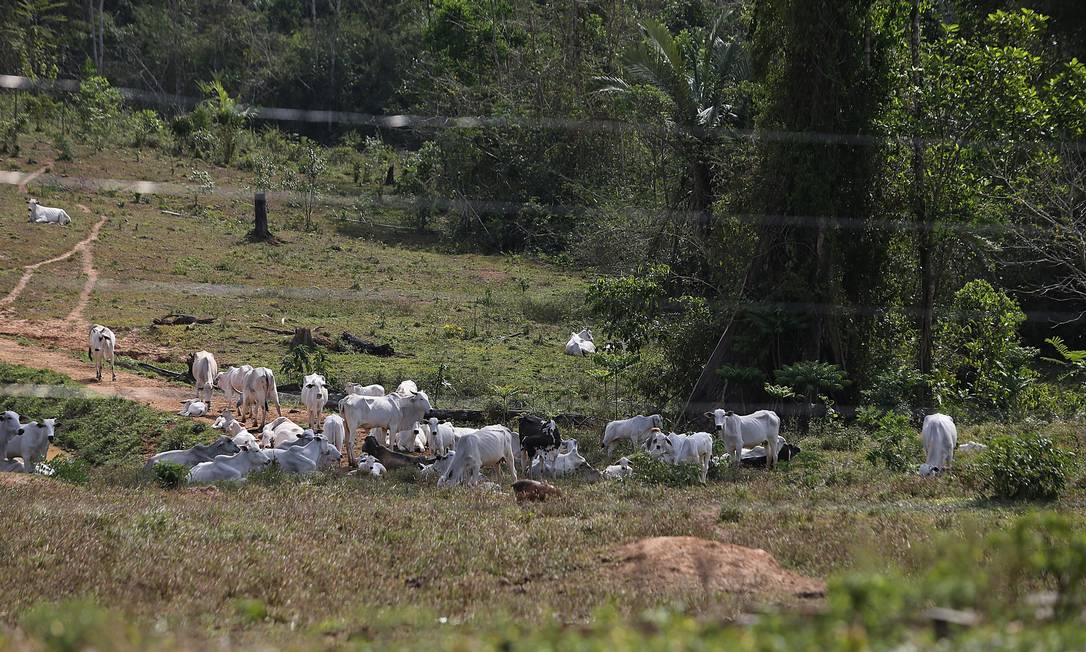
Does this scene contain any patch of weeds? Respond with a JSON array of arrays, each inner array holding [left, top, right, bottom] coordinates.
[[718, 506, 743, 523], [233, 598, 268, 624], [20, 599, 129, 652], [628, 451, 703, 487], [50, 458, 90, 485], [151, 462, 188, 489]]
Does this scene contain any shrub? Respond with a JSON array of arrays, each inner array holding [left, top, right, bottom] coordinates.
[[861, 408, 922, 472], [862, 365, 929, 414], [978, 432, 1073, 501], [50, 458, 90, 485], [20, 599, 129, 652], [627, 451, 704, 487], [151, 462, 189, 489]]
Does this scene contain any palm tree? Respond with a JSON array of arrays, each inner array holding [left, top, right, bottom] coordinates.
[[595, 13, 749, 230]]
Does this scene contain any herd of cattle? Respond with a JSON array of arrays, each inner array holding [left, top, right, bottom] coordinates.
[[0, 324, 982, 488]]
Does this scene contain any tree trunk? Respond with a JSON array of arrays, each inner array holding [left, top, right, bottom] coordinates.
[[910, 0, 934, 377], [252, 192, 271, 241], [691, 154, 713, 232], [680, 317, 736, 427]]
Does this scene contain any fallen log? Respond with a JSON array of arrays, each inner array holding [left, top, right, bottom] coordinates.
[[341, 332, 394, 357], [137, 362, 186, 379], [251, 326, 295, 336], [152, 314, 215, 326]]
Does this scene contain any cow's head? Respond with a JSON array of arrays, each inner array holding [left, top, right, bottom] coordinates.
[[304, 373, 327, 390], [703, 408, 731, 434], [646, 431, 673, 459], [0, 411, 20, 435], [578, 328, 593, 341], [919, 464, 942, 477]]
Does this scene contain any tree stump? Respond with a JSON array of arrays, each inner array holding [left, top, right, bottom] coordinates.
[[249, 192, 279, 243], [290, 327, 314, 348]]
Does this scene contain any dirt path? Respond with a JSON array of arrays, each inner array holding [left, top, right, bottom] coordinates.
[[16, 163, 50, 193]]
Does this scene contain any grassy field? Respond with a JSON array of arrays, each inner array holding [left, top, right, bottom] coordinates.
[[3, 135, 604, 415], [5, 137, 1086, 650]]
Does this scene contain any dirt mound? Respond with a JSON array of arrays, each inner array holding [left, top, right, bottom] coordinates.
[[609, 536, 824, 601]]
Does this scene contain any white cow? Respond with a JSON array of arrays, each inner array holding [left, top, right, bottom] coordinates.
[[564, 328, 596, 356], [426, 417, 463, 456], [601, 414, 664, 457], [707, 409, 782, 469], [240, 367, 282, 428], [144, 436, 240, 470], [391, 380, 419, 397], [210, 410, 261, 450], [920, 413, 957, 477], [322, 414, 347, 452], [5, 419, 56, 473], [345, 383, 385, 396], [439, 433, 483, 487], [958, 441, 988, 454], [265, 436, 341, 474], [187, 448, 272, 483], [468, 425, 518, 480], [340, 390, 433, 466], [393, 422, 428, 453], [189, 351, 218, 408], [178, 399, 207, 417], [260, 416, 305, 448], [87, 324, 117, 382], [354, 454, 386, 477], [27, 198, 72, 225], [0, 411, 20, 461], [544, 439, 588, 477], [647, 430, 713, 483], [216, 365, 254, 413], [604, 456, 634, 480], [301, 373, 329, 430]]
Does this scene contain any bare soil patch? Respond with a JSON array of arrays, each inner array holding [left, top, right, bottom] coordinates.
[[608, 536, 825, 602]]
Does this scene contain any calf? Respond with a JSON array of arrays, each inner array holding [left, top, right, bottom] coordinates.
[[240, 367, 282, 428], [144, 436, 240, 470], [27, 198, 72, 225], [188, 448, 272, 483], [353, 454, 387, 477], [646, 431, 713, 483], [427, 418, 458, 456], [5, 419, 57, 474], [564, 328, 596, 356], [707, 409, 782, 469], [920, 413, 957, 476], [361, 435, 422, 471], [87, 324, 117, 382], [178, 399, 207, 417], [216, 365, 253, 413], [188, 351, 218, 408], [601, 414, 663, 457], [519, 415, 560, 470], [393, 422, 428, 453], [301, 373, 329, 430], [322, 414, 347, 452], [603, 457, 634, 480], [211, 410, 260, 450]]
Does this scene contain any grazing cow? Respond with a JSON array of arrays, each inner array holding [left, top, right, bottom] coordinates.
[[360, 435, 422, 470], [188, 351, 218, 408], [240, 367, 282, 428], [144, 436, 241, 470], [393, 422, 428, 453], [604, 456, 634, 480], [345, 383, 385, 396], [215, 365, 254, 413], [87, 324, 117, 382], [513, 479, 562, 503], [340, 390, 433, 466], [187, 448, 273, 483], [260, 416, 304, 448], [27, 198, 72, 225], [920, 413, 957, 477], [178, 399, 207, 417], [564, 328, 596, 356], [322, 414, 347, 452], [439, 433, 483, 487], [5, 419, 57, 473], [265, 436, 341, 474], [646, 431, 713, 483], [519, 415, 561, 470], [600, 414, 664, 457], [707, 409, 782, 469], [354, 454, 387, 477], [301, 373, 329, 430]]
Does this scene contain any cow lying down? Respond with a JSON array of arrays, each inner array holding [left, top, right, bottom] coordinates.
[[737, 439, 801, 468]]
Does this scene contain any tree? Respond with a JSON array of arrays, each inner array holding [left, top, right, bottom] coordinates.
[[76, 75, 123, 151], [195, 80, 251, 166], [295, 139, 327, 231], [595, 11, 749, 231]]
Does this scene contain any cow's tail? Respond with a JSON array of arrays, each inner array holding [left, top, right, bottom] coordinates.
[[267, 372, 281, 414]]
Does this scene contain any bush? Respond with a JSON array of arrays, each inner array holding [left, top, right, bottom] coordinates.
[[627, 451, 704, 487], [861, 408, 922, 472], [978, 432, 1073, 501], [151, 462, 189, 489], [50, 458, 90, 485], [862, 365, 929, 414], [20, 599, 130, 652]]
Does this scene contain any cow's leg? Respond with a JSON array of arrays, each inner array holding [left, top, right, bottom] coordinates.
[[345, 416, 357, 467], [110, 354, 116, 381], [767, 435, 779, 470]]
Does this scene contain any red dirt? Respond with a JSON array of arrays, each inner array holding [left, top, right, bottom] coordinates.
[[609, 536, 825, 602]]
